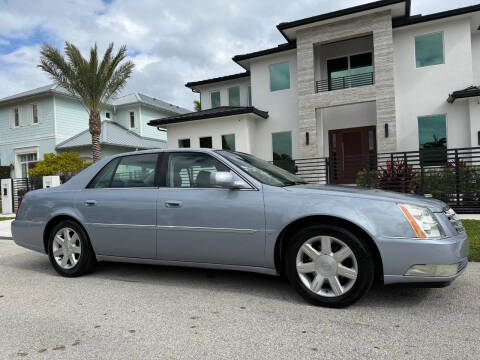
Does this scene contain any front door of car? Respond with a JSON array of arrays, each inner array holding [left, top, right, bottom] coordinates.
[[76, 153, 159, 259], [156, 152, 266, 267]]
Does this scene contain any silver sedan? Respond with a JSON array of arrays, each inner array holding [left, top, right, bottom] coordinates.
[[12, 149, 469, 307]]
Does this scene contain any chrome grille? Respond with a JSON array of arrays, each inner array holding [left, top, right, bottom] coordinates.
[[444, 207, 465, 234]]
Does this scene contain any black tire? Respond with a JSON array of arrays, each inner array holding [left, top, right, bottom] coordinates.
[[284, 224, 374, 308], [47, 220, 96, 277]]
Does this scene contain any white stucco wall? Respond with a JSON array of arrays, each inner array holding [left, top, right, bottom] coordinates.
[[198, 78, 251, 110], [165, 115, 258, 153], [249, 50, 299, 160], [471, 33, 480, 85], [393, 18, 473, 152]]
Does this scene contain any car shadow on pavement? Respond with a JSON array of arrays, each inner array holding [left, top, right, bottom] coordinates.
[[5, 252, 437, 308]]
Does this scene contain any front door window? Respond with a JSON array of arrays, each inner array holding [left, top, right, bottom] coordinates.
[[19, 153, 37, 178]]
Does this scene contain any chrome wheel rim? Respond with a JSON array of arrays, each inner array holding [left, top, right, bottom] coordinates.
[[52, 227, 82, 270], [296, 236, 358, 297]]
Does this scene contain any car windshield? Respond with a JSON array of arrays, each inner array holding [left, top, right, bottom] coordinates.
[[217, 150, 308, 187]]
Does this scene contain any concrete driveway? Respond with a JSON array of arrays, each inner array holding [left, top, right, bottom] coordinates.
[[0, 240, 479, 359]]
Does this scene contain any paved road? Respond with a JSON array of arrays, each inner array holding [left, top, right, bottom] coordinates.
[[0, 241, 479, 359]]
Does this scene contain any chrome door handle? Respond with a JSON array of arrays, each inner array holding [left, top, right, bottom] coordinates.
[[84, 200, 97, 206], [165, 201, 182, 208]]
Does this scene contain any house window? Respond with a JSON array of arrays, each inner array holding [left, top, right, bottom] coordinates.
[[415, 32, 444, 68], [269, 62, 290, 92], [105, 112, 111, 119], [32, 104, 38, 124], [222, 134, 235, 151], [272, 131, 292, 160], [211, 91, 221, 108], [418, 114, 447, 164], [327, 53, 373, 90], [178, 139, 191, 148], [247, 86, 252, 106], [14, 107, 20, 127], [129, 111, 135, 128], [199, 136, 213, 148], [19, 153, 38, 178], [228, 87, 240, 106]]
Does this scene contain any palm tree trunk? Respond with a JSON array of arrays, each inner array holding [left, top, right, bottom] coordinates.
[[89, 110, 102, 162]]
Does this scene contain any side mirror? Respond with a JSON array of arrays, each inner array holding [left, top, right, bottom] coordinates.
[[210, 171, 248, 189]]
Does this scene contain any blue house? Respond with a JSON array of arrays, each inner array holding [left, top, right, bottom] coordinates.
[[0, 84, 189, 178]]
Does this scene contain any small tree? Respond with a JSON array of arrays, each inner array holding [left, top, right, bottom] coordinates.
[[29, 152, 91, 179]]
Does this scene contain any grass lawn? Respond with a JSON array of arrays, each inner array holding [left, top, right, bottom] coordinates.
[[463, 219, 480, 262], [0, 217, 14, 221]]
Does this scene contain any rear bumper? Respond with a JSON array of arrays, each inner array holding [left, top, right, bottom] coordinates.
[[11, 219, 46, 253], [377, 232, 469, 285]]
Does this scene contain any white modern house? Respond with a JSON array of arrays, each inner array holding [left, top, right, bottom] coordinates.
[[0, 84, 189, 178], [148, 0, 480, 184]]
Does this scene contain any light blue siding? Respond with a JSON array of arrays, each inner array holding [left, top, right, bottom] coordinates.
[[0, 138, 57, 178], [0, 96, 54, 142], [114, 106, 140, 135], [0, 91, 177, 178], [140, 105, 167, 140], [0, 96, 56, 177], [54, 96, 90, 144]]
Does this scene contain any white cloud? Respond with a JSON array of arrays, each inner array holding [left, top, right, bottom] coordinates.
[[0, 0, 478, 110]]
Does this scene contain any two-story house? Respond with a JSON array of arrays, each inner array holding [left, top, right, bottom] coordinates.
[[148, 0, 480, 184], [0, 84, 189, 178]]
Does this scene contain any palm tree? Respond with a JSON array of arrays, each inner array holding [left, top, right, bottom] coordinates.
[[193, 100, 201, 112], [38, 42, 134, 162]]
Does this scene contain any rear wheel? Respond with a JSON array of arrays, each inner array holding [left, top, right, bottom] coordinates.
[[284, 224, 374, 308], [48, 220, 96, 277]]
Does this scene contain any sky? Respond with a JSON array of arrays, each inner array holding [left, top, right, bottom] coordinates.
[[0, 0, 479, 110]]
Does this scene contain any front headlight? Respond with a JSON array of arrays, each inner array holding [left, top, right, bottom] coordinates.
[[398, 204, 444, 238]]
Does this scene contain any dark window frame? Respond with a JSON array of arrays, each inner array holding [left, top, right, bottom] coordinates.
[[86, 153, 162, 189]]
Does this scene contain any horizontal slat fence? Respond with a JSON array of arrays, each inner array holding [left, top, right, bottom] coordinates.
[[288, 147, 480, 213]]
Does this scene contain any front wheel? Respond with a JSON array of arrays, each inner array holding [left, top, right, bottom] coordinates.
[[284, 225, 374, 308], [48, 220, 96, 277]]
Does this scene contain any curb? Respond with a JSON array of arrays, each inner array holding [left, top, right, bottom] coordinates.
[[0, 236, 12, 240]]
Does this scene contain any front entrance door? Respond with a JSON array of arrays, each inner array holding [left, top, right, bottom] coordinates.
[[328, 126, 376, 184]]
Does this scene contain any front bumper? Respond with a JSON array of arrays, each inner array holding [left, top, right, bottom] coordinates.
[[376, 231, 469, 285]]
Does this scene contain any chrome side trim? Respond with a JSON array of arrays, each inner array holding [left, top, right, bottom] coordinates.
[[86, 223, 156, 230], [156, 225, 258, 234]]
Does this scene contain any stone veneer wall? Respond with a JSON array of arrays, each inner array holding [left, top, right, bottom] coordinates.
[[296, 10, 397, 158]]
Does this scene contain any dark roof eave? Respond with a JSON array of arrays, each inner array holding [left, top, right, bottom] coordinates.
[[232, 42, 297, 63], [148, 107, 268, 126], [447, 89, 480, 103], [185, 72, 250, 89], [277, 0, 408, 32], [393, 3, 480, 28]]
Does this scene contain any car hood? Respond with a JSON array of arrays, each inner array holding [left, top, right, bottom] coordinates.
[[283, 184, 447, 212]]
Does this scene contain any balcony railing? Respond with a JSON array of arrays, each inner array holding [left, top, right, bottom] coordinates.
[[315, 72, 374, 93]]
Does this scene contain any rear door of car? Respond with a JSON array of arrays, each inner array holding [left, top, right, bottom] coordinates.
[[155, 151, 266, 267], [76, 153, 159, 259]]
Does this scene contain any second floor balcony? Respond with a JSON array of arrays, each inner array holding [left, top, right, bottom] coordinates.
[[315, 71, 374, 93], [314, 35, 375, 93]]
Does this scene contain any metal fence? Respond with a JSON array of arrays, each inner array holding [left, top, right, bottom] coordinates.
[[315, 72, 374, 93], [12, 177, 41, 213], [286, 147, 480, 214]]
